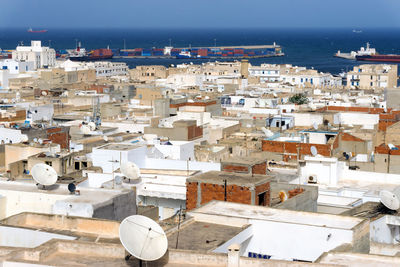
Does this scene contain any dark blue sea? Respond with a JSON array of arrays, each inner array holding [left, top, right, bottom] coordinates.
[[1, 28, 400, 74]]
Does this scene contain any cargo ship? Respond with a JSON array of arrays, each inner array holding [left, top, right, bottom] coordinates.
[[27, 27, 48, 33], [116, 43, 284, 59], [67, 43, 113, 61], [335, 43, 376, 60], [356, 54, 400, 63]]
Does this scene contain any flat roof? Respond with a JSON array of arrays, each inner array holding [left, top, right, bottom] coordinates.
[[167, 221, 245, 252], [190, 201, 365, 230], [96, 143, 143, 151], [187, 171, 274, 187], [0, 180, 129, 207], [222, 157, 266, 166]]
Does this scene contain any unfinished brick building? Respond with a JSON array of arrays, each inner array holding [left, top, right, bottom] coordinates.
[[186, 171, 273, 211], [221, 157, 267, 175]]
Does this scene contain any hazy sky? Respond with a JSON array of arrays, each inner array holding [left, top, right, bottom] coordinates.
[[1, 0, 400, 29]]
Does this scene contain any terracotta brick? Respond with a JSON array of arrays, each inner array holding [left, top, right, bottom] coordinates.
[[186, 182, 198, 211], [222, 165, 249, 173]]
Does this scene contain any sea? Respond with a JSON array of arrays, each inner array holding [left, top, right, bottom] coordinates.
[[1, 28, 400, 75]]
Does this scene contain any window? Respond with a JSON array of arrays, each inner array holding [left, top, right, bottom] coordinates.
[[45, 161, 52, 166]]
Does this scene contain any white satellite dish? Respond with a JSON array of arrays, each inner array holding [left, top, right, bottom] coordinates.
[[103, 135, 109, 142], [80, 125, 91, 135], [313, 122, 318, 130], [88, 121, 96, 131], [380, 188, 400, 210], [388, 143, 396, 150], [310, 146, 318, 156], [119, 215, 168, 261], [41, 91, 48, 96], [31, 163, 58, 187], [187, 99, 194, 103], [33, 138, 38, 143], [121, 162, 141, 181], [38, 138, 43, 145], [261, 127, 274, 138]]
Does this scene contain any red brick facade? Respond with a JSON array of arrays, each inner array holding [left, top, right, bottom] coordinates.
[[186, 181, 270, 211], [46, 127, 70, 149], [262, 140, 333, 158], [186, 182, 198, 210]]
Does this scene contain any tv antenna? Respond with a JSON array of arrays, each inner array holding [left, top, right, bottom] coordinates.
[[31, 163, 58, 190], [119, 215, 168, 263]]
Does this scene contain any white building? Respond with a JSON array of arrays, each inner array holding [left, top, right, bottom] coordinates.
[[12, 41, 56, 70], [86, 61, 128, 77], [189, 201, 368, 262], [248, 64, 280, 83], [0, 59, 34, 74]]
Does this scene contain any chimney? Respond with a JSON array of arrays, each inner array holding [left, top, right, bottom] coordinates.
[[227, 243, 240, 267]]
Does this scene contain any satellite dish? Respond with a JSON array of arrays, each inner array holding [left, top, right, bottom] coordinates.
[[261, 127, 274, 138], [80, 125, 91, 135], [313, 122, 318, 130], [103, 135, 109, 142], [273, 92, 278, 98], [31, 163, 58, 188], [121, 162, 141, 181], [68, 183, 76, 194], [41, 91, 48, 96], [38, 138, 43, 145], [380, 188, 400, 210], [88, 121, 96, 131], [119, 215, 168, 261], [310, 146, 318, 156], [33, 138, 38, 143]]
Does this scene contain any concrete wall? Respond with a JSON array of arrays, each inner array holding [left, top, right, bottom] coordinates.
[[272, 183, 318, 212]]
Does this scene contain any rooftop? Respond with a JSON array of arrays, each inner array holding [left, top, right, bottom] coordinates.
[[190, 201, 365, 230], [187, 171, 274, 187], [167, 220, 246, 252], [95, 143, 144, 151]]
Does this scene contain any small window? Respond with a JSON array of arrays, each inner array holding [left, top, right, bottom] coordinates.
[[45, 161, 52, 166]]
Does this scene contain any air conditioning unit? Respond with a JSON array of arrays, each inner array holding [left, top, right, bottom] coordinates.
[[308, 175, 317, 184]]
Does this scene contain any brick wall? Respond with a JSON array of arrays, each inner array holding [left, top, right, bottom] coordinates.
[[222, 164, 249, 173], [186, 181, 257, 211], [46, 127, 69, 149], [186, 182, 198, 210], [255, 182, 270, 206], [262, 140, 332, 159], [252, 162, 267, 175]]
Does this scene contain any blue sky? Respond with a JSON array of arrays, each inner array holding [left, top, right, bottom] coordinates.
[[1, 0, 400, 29]]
